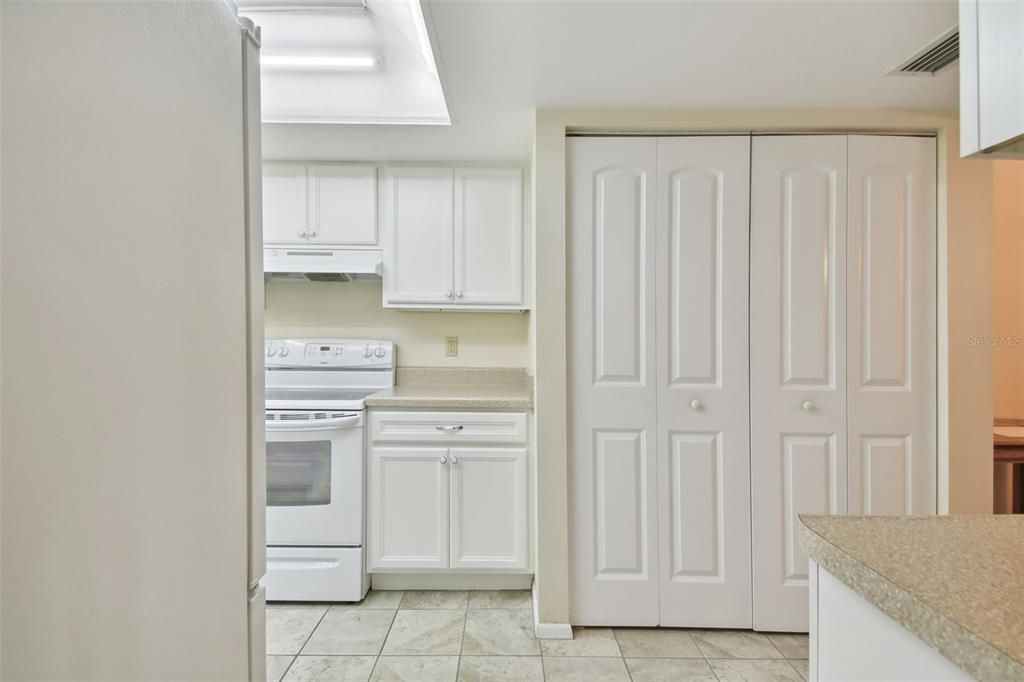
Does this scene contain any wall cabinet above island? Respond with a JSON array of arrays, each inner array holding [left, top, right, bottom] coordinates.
[[960, 0, 1024, 158]]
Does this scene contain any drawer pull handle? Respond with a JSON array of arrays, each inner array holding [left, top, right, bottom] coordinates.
[[435, 425, 464, 433]]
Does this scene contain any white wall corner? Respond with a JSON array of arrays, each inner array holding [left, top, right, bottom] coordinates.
[[532, 579, 573, 639]]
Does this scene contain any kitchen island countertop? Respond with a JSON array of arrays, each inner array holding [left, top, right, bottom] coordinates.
[[799, 514, 1024, 680]]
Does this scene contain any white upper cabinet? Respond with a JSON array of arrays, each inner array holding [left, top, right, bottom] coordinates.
[[960, 0, 1024, 157], [262, 162, 379, 247], [381, 167, 455, 304], [263, 163, 308, 243], [454, 168, 524, 306], [307, 165, 378, 246], [382, 166, 526, 310]]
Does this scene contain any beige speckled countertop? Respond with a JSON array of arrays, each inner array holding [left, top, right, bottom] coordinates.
[[799, 515, 1024, 680], [365, 367, 533, 410]]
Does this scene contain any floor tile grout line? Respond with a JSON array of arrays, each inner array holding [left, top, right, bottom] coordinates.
[[282, 605, 331, 679], [367, 597, 402, 680], [454, 603, 469, 680]]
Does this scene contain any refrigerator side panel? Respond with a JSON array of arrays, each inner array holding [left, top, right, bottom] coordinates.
[[2, 1, 249, 678], [243, 20, 267, 593]]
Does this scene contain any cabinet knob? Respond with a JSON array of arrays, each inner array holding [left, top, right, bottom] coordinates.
[[299, 230, 307, 238], [456, 290, 464, 298], [439, 456, 448, 464], [445, 289, 453, 298], [690, 399, 703, 410], [308, 230, 317, 238], [801, 400, 815, 413], [451, 456, 459, 464]]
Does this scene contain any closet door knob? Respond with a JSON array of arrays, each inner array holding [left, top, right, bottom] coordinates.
[[690, 399, 703, 410], [801, 400, 815, 413]]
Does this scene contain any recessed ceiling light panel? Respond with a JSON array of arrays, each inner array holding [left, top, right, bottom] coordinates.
[[241, 0, 450, 125], [261, 54, 381, 70]]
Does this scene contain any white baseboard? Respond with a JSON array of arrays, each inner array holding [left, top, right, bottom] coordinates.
[[370, 572, 533, 591], [532, 579, 573, 639]]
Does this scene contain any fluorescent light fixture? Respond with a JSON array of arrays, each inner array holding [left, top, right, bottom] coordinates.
[[261, 55, 379, 69]]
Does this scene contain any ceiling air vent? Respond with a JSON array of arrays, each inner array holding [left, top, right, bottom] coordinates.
[[891, 28, 959, 75]]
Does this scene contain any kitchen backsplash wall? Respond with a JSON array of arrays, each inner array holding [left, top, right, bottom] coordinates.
[[265, 281, 530, 367]]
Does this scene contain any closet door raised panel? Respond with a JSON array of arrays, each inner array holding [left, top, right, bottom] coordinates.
[[454, 168, 524, 306], [568, 138, 660, 626], [751, 136, 848, 632], [263, 162, 308, 243], [847, 136, 937, 516], [654, 136, 752, 628], [382, 167, 454, 305], [449, 448, 528, 570], [368, 446, 450, 570], [308, 164, 378, 247]]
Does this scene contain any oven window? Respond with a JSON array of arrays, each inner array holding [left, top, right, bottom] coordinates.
[[267, 441, 332, 506]]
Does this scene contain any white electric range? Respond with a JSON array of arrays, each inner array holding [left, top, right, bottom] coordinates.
[[263, 338, 394, 602]]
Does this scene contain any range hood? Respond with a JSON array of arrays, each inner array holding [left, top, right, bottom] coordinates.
[[264, 246, 383, 282]]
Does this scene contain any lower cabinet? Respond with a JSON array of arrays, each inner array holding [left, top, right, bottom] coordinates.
[[367, 411, 529, 572], [368, 446, 450, 569]]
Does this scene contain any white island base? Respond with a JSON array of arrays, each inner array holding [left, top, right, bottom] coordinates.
[[809, 560, 970, 681]]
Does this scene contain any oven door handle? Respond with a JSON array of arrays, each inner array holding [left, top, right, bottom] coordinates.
[[265, 414, 362, 432]]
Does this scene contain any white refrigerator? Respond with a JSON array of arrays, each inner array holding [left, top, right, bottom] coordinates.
[[2, 1, 266, 679]]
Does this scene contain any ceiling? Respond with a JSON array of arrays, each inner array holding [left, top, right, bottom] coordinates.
[[244, 1, 449, 124], [262, 0, 959, 162]]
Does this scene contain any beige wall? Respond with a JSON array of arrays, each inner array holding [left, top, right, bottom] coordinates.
[[265, 281, 530, 368], [532, 108, 997, 625], [992, 162, 1024, 418]]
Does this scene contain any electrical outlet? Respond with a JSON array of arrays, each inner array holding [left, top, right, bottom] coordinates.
[[445, 336, 459, 357]]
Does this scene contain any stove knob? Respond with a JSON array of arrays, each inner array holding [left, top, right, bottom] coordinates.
[[374, 346, 386, 358], [278, 345, 289, 358], [363, 346, 373, 358]]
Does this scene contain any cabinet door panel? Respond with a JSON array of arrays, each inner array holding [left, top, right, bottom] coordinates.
[[847, 136, 936, 516], [263, 162, 308, 243], [654, 136, 752, 628], [977, 0, 1024, 150], [368, 447, 449, 570], [751, 135, 847, 632], [308, 164, 378, 247], [382, 167, 453, 305], [568, 137, 660, 626], [450, 448, 527, 570], [454, 168, 524, 305]]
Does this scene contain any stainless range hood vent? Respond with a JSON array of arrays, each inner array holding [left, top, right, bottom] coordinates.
[[891, 28, 959, 75]]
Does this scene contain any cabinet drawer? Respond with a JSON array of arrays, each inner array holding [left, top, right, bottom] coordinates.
[[370, 411, 527, 444]]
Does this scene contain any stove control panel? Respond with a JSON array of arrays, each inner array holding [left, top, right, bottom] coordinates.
[[265, 339, 394, 369]]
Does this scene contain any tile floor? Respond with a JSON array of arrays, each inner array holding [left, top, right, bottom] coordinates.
[[267, 590, 809, 682]]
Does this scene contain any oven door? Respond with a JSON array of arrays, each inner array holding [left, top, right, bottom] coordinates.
[[265, 410, 364, 547]]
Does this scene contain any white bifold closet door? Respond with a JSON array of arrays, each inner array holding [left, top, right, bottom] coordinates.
[[568, 137, 660, 626], [568, 136, 752, 627], [655, 137, 752, 628], [750, 135, 936, 632], [846, 136, 937, 517]]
